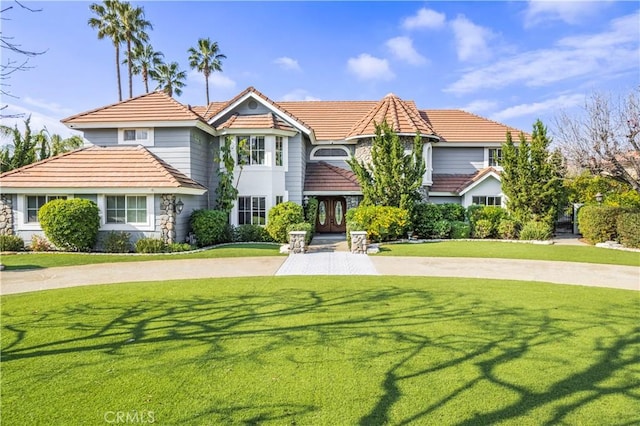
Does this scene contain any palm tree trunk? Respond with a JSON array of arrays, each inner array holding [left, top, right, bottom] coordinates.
[[204, 69, 210, 104], [143, 67, 149, 93], [127, 39, 133, 99], [115, 45, 122, 102]]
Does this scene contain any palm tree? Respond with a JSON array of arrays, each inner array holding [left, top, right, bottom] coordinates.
[[117, 2, 152, 99], [126, 43, 163, 93], [188, 38, 226, 104], [88, 0, 124, 101], [150, 62, 186, 97]]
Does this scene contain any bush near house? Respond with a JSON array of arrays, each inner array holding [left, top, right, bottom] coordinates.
[[0, 234, 24, 251], [347, 205, 408, 242], [101, 231, 131, 253], [616, 212, 640, 248], [411, 203, 442, 238], [190, 209, 232, 247], [266, 202, 305, 243], [578, 205, 635, 244], [519, 221, 553, 241], [29, 234, 52, 251], [439, 203, 466, 222], [467, 205, 507, 239], [234, 224, 273, 243], [450, 221, 471, 239], [304, 197, 319, 239], [38, 198, 100, 252], [498, 218, 519, 240], [432, 219, 452, 239], [473, 219, 494, 239], [134, 238, 166, 253]]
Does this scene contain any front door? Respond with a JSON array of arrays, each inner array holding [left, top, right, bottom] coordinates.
[[316, 197, 346, 233]]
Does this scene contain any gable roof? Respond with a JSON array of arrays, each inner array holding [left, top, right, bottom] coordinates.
[[218, 113, 296, 132], [422, 110, 525, 143], [304, 161, 361, 193], [62, 91, 208, 127], [0, 146, 207, 195], [431, 167, 501, 194]]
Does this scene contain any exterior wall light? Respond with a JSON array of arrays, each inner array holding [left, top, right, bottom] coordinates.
[[175, 198, 184, 215]]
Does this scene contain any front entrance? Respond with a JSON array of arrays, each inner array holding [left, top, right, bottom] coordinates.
[[316, 197, 346, 233]]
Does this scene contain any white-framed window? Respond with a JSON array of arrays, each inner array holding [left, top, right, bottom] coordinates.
[[237, 136, 265, 165], [106, 195, 147, 224], [310, 145, 350, 161], [472, 196, 502, 206], [275, 195, 284, 205], [275, 136, 284, 166], [238, 196, 266, 225], [26, 195, 67, 223], [118, 128, 153, 146], [488, 148, 502, 167]]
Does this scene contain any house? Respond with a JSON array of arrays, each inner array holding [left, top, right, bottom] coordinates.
[[0, 86, 523, 245]]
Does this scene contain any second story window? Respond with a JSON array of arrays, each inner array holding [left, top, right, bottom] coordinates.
[[238, 136, 265, 165], [488, 148, 502, 167], [119, 128, 153, 146], [275, 136, 283, 166]]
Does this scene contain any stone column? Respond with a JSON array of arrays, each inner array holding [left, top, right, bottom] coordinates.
[[0, 195, 14, 236], [350, 231, 368, 254], [159, 194, 176, 244], [288, 231, 307, 254]]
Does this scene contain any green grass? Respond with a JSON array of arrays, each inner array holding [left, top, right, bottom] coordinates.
[[2, 277, 638, 425], [0, 243, 281, 270], [377, 241, 640, 266]]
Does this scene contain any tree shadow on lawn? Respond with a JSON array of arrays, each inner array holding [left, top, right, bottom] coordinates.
[[2, 279, 639, 425]]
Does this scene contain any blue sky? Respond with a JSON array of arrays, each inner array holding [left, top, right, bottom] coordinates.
[[1, 1, 638, 139]]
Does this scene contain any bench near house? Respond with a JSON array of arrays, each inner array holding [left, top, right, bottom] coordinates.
[[0, 86, 521, 245]]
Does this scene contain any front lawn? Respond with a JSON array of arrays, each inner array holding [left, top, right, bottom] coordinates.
[[2, 277, 637, 425], [0, 243, 281, 270], [377, 241, 640, 266]]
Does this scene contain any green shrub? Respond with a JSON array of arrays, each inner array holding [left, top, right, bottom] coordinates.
[[450, 221, 471, 239], [102, 231, 131, 253], [467, 205, 506, 238], [167, 242, 193, 252], [520, 221, 552, 241], [38, 198, 100, 251], [432, 220, 452, 239], [190, 209, 232, 247], [134, 238, 166, 253], [412, 203, 443, 238], [266, 202, 304, 243], [29, 234, 52, 251], [287, 222, 313, 245], [439, 203, 466, 222], [305, 197, 319, 238], [347, 205, 408, 242], [234, 224, 273, 243], [498, 219, 519, 240], [617, 212, 640, 248], [578, 205, 632, 244], [0, 234, 24, 251], [473, 219, 493, 239]]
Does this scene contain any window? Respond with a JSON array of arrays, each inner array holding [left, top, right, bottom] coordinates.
[[472, 196, 502, 206], [488, 148, 502, 167], [275, 136, 283, 166], [237, 136, 265, 165], [275, 195, 284, 205], [238, 196, 266, 225], [26, 195, 67, 223], [106, 196, 147, 223], [119, 128, 152, 146], [310, 146, 350, 160]]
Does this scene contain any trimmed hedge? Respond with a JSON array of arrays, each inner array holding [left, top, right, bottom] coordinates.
[[439, 203, 466, 222], [432, 219, 452, 239], [190, 209, 232, 247], [38, 198, 100, 251], [346, 205, 408, 242], [412, 203, 442, 238], [473, 219, 493, 239], [266, 202, 304, 243], [617, 212, 640, 248], [498, 219, 519, 240], [578, 205, 632, 244], [0, 234, 24, 251], [450, 221, 470, 239]]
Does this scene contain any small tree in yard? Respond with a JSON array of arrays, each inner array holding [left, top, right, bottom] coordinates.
[[501, 120, 565, 227], [215, 136, 248, 216], [347, 121, 425, 214]]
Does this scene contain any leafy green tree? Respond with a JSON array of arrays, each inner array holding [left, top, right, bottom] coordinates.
[[188, 37, 226, 104], [89, 0, 124, 101], [565, 172, 640, 208], [127, 43, 163, 93], [347, 121, 425, 213], [117, 1, 152, 98], [49, 134, 84, 156], [501, 119, 565, 226], [151, 61, 186, 97], [215, 136, 248, 215]]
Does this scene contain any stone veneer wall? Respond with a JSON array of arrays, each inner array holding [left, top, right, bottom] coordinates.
[[350, 231, 368, 254], [345, 196, 361, 210], [159, 194, 176, 244], [0, 195, 14, 235], [288, 231, 307, 254]]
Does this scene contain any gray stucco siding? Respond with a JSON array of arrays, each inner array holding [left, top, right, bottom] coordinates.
[[432, 147, 484, 174], [154, 128, 190, 147], [189, 129, 214, 188], [149, 147, 191, 177], [83, 129, 118, 146], [286, 134, 305, 203]]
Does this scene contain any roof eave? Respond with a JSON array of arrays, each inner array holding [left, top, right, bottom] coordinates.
[[0, 186, 207, 195]]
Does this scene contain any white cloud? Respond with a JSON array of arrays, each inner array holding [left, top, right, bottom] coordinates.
[[0, 103, 81, 140], [524, 0, 610, 27], [450, 14, 495, 62], [274, 57, 301, 72], [385, 36, 426, 65], [187, 69, 236, 90], [280, 89, 321, 101], [445, 12, 639, 94], [403, 7, 446, 30], [347, 53, 395, 81], [460, 99, 499, 114], [491, 94, 585, 121], [23, 97, 73, 116]]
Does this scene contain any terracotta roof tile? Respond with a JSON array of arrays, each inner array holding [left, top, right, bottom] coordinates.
[[422, 110, 526, 143], [62, 91, 206, 125], [0, 146, 207, 192], [218, 113, 295, 132], [304, 161, 361, 192], [430, 167, 500, 193]]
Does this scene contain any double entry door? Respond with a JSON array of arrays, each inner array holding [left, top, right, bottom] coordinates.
[[316, 197, 346, 233]]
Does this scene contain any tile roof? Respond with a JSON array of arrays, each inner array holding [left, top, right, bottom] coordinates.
[[422, 110, 526, 143], [430, 167, 500, 193], [218, 113, 296, 132], [304, 161, 361, 192], [345, 94, 435, 139], [0, 146, 207, 192], [62, 91, 206, 125]]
